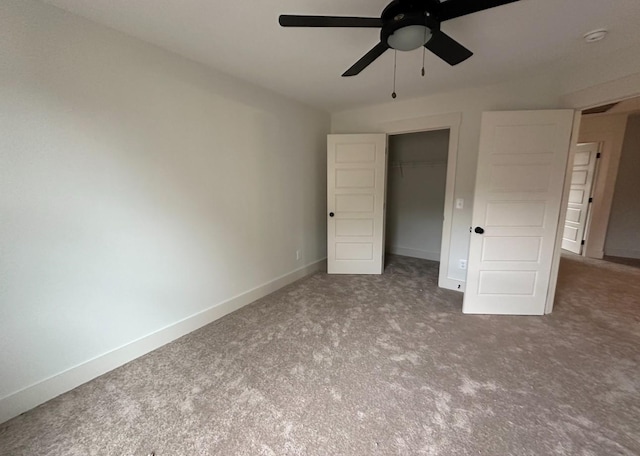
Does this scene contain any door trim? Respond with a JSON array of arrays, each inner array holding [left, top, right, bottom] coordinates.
[[378, 113, 461, 291], [545, 111, 581, 314]]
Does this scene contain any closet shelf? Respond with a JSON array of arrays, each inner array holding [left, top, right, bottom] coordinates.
[[389, 161, 447, 168]]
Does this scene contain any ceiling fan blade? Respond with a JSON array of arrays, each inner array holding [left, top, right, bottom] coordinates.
[[279, 15, 383, 28], [424, 31, 473, 66], [342, 42, 389, 77], [435, 0, 520, 21]]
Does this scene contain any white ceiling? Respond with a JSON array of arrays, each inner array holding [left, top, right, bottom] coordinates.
[[42, 0, 640, 112]]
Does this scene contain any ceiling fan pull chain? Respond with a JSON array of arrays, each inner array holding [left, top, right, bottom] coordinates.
[[421, 28, 427, 76], [392, 50, 397, 99]]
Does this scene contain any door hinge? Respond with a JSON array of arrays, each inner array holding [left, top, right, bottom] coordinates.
[[581, 240, 585, 245], [589, 197, 593, 203], [596, 152, 601, 158]]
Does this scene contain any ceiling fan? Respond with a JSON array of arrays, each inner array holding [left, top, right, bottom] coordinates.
[[279, 0, 520, 77]]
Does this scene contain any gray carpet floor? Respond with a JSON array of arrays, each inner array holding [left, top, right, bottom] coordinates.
[[1, 254, 639, 455]]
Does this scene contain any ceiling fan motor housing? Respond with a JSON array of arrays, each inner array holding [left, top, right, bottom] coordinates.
[[381, 1, 440, 50]]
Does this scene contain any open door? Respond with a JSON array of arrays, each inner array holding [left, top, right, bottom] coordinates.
[[464, 110, 575, 315], [561, 143, 599, 254], [327, 134, 387, 274]]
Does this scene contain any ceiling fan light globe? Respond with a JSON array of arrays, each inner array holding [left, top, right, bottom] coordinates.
[[387, 25, 431, 51]]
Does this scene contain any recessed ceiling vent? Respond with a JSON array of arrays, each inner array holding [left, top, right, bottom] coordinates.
[[583, 29, 608, 43]]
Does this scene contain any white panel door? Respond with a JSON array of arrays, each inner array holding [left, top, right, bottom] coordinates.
[[463, 110, 575, 315], [327, 134, 387, 274], [561, 143, 598, 254]]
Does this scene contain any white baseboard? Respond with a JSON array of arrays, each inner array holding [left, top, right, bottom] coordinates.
[[387, 246, 441, 262], [586, 249, 604, 259], [0, 259, 326, 425], [604, 249, 640, 260]]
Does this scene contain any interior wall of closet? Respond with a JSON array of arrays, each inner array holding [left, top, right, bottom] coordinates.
[[386, 129, 449, 262]]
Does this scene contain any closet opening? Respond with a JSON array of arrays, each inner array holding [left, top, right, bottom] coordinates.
[[385, 129, 450, 272]]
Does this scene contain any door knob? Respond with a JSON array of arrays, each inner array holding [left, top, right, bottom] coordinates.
[[474, 226, 485, 234], [329, 212, 335, 217]]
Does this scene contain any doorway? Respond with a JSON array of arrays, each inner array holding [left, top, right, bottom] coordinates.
[[380, 114, 461, 291], [326, 113, 462, 291], [562, 98, 640, 261], [385, 130, 449, 267], [549, 96, 640, 313]]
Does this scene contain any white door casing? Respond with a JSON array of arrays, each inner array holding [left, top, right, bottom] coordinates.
[[463, 110, 575, 315], [561, 143, 599, 254], [327, 134, 388, 274]]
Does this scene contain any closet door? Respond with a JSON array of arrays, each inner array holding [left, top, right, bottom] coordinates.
[[327, 134, 388, 274]]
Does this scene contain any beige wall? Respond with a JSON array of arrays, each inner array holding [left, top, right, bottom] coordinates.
[[605, 114, 640, 258], [1, 0, 330, 421]]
